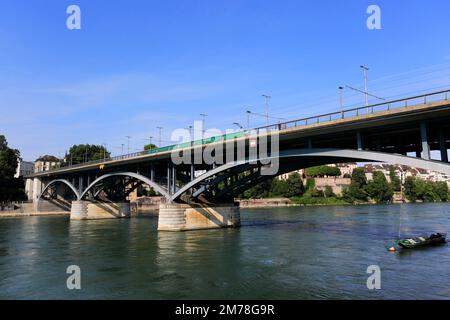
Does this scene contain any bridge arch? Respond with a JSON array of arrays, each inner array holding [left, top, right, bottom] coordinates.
[[171, 148, 450, 202], [38, 179, 81, 201], [80, 172, 170, 201]]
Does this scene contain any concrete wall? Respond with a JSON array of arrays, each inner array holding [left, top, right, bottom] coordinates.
[[158, 203, 241, 231], [314, 177, 351, 195], [70, 200, 131, 220]]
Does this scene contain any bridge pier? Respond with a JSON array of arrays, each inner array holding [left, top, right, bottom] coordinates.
[[420, 122, 431, 160], [70, 200, 131, 220], [158, 203, 241, 231], [439, 130, 448, 163]]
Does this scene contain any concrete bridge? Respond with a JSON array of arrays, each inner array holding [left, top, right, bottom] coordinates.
[[25, 90, 450, 231]]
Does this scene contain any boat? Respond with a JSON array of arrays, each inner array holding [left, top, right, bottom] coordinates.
[[396, 233, 447, 249]]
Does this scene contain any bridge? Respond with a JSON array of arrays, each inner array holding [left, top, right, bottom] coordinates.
[[25, 89, 450, 231]]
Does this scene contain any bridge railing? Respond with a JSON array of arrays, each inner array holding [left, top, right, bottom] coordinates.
[[31, 89, 450, 175], [253, 89, 450, 132]]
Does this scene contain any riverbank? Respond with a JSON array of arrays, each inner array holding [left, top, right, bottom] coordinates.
[[237, 197, 352, 208], [0, 211, 70, 218]]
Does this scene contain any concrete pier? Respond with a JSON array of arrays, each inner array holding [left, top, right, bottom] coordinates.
[[70, 200, 131, 220], [158, 203, 241, 231]]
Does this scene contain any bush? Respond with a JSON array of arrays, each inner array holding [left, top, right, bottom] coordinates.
[[404, 176, 449, 202], [305, 165, 341, 177], [365, 171, 393, 203], [285, 173, 305, 197], [324, 186, 335, 198]]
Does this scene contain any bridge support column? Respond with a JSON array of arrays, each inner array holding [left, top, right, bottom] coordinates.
[[420, 122, 431, 160], [32, 178, 43, 210], [158, 203, 241, 231], [439, 130, 448, 163], [356, 132, 363, 151], [70, 200, 131, 220]]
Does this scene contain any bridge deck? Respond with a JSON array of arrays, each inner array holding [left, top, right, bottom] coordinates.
[[29, 90, 450, 178]]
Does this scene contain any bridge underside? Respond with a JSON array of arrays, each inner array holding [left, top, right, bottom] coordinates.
[[27, 96, 450, 229], [35, 148, 450, 207]]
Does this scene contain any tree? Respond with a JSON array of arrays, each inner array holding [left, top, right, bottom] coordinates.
[[241, 179, 272, 199], [433, 181, 449, 202], [403, 176, 448, 203], [0, 135, 26, 202], [366, 171, 393, 203], [342, 167, 368, 203], [270, 179, 289, 197], [403, 176, 418, 202], [305, 165, 341, 177], [324, 186, 335, 198], [305, 178, 315, 191], [352, 168, 367, 187], [64, 144, 110, 165], [389, 166, 401, 192], [285, 173, 305, 197], [144, 144, 158, 151]]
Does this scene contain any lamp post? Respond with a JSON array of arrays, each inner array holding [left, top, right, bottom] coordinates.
[[262, 94, 271, 126], [360, 65, 369, 112], [233, 122, 244, 131], [246, 110, 251, 130], [125, 136, 131, 154], [200, 113, 207, 135], [157, 127, 163, 147]]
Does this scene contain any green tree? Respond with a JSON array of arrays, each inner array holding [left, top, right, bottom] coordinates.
[[144, 143, 158, 151], [64, 144, 110, 165], [366, 171, 393, 203], [305, 178, 315, 191], [389, 166, 401, 192], [242, 179, 272, 199], [324, 186, 335, 198], [270, 179, 289, 197], [342, 168, 368, 203], [285, 173, 304, 197], [403, 176, 418, 202], [433, 181, 449, 202], [415, 179, 437, 202], [0, 135, 26, 202], [305, 165, 341, 177]]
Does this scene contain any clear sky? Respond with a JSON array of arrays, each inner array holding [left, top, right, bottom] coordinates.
[[2, 0, 450, 160]]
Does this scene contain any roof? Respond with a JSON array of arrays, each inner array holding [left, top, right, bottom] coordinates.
[[36, 155, 60, 162]]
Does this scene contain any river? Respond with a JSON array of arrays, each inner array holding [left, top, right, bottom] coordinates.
[[0, 203, 449, 299]]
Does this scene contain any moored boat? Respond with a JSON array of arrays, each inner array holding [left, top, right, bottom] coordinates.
[[396, 233, 446, 249]]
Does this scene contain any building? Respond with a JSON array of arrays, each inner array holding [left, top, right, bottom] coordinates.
[[35, 155, 61, 173], [363, 163, 450, 187], [14, 159, 34, 178]]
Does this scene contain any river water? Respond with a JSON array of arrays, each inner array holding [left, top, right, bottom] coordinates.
[[0, 203, 449, 300]]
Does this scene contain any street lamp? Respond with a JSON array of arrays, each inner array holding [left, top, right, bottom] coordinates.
[[338, 86, 344, 110], [125, 136, 131, 154], [102, 143, 107, 160], [143, 136, 153, 149], [262, 94, 271, 126], [200, 113, 207, 135], [246, 110, 251, 130], [157, 127, 163, 147], [233, 122, 244, 131], [360, 65, 369, 111]]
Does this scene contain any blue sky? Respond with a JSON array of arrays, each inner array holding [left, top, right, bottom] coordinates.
[[2, 0, 450, 160]]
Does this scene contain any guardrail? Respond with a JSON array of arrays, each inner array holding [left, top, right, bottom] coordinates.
[[254, 89, 450, 132], [31, 89, 450, 176]]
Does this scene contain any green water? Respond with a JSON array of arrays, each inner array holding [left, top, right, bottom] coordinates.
[[0, 203, 449, 299]]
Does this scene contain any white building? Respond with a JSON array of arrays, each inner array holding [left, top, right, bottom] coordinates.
[[34, 155, 61, 172], [14, 159, 34, 178]]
